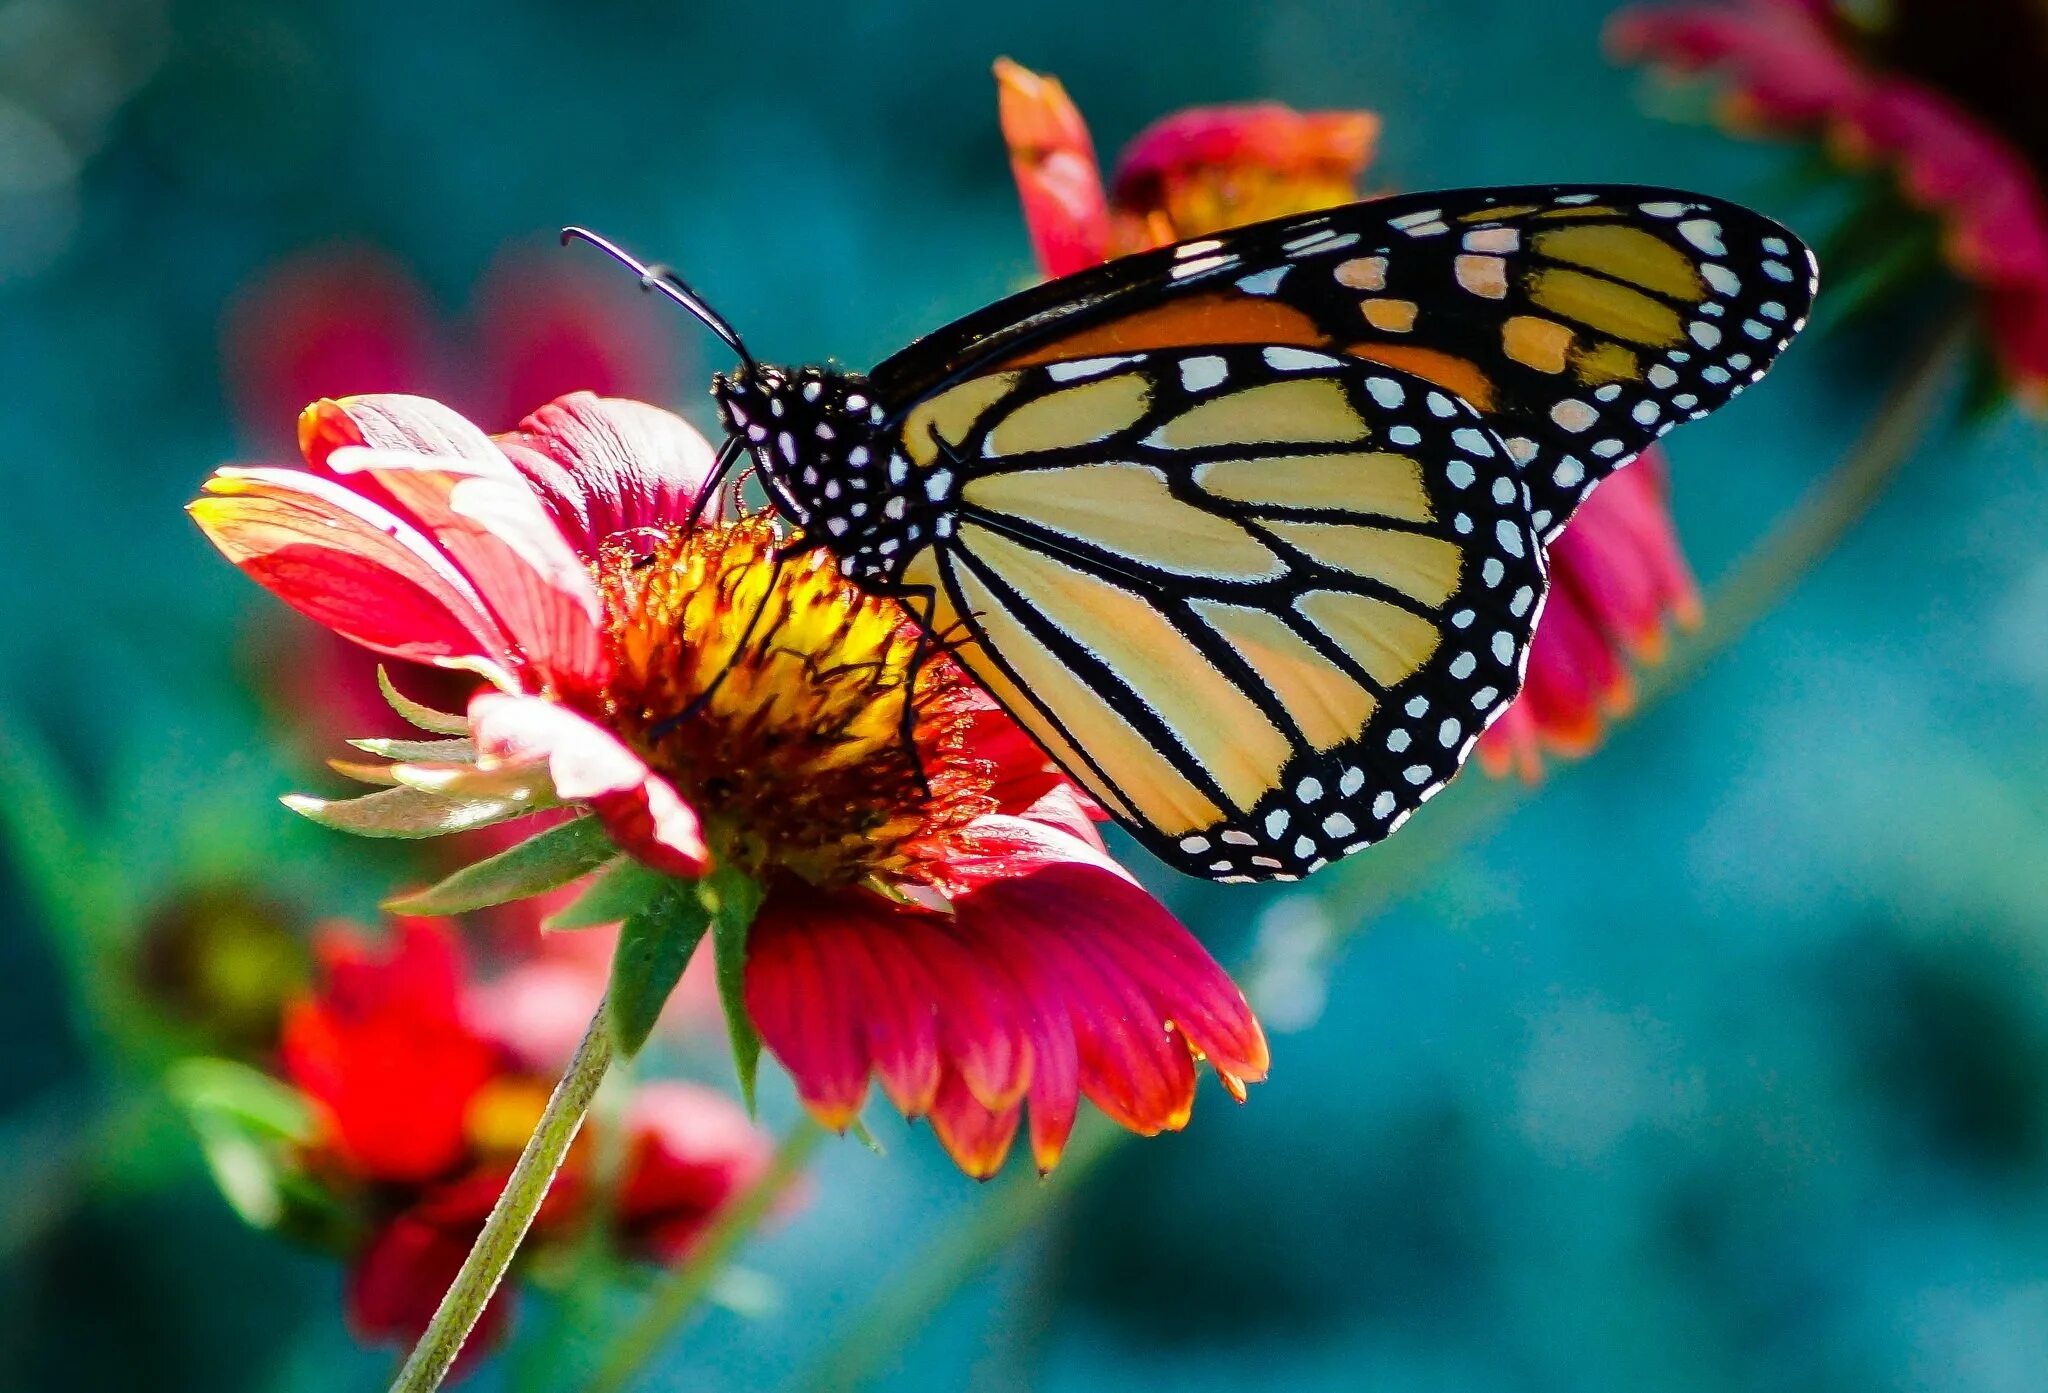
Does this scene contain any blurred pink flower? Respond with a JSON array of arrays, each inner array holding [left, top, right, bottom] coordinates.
[[1610, 0, 2048, 402]]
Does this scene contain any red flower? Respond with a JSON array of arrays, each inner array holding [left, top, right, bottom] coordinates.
[[1476, 453, 1702, 778], [281, 917, 502, 1184], [1609, 0, 2048, 401], [994, 62, 1706, 780], [192, 391, 1267, 1177], [274, 919, 773, 1375], [996, 56, 1378, 278]]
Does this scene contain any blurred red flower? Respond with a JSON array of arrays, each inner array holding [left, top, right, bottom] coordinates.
[[191, 390, 1267, 1177], [224, 241, 684, 754], [276, 918, 772, 1375], [1610, 0, 2048, 401], [994, 61, 1703, 776]]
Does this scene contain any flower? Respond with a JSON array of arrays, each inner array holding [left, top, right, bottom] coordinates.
[[1609, 0, 2048, 401], [1476, 453, 1702, 779], [995, 56, 1379, 278], [190, 389, 1267, 1176], [223, 242, 680, 771], [270, 918, 773, 1375], [994, 62, 1706, 779]]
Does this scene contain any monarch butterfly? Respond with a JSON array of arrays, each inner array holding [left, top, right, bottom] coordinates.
[[568, 183, 1816, 883]]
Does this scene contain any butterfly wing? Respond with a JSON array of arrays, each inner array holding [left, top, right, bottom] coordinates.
[[893, 345, 1546, 882], [872, 184, 1817, 537]]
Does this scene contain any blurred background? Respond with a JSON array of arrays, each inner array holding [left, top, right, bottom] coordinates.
[[6, 1, 2048, 1390]]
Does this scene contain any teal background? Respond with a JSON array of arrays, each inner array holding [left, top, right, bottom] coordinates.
[[6, 1, 2048, 1390]]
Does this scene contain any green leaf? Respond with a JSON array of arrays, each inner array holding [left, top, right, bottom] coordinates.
[[282, 785, 537, 838], [378, 665, 470, 734], [165, 1058, 316, 1229], [706, 866, 766, 1111], [347, 736, 476, 762], [384, 816, 618, 915], [544, 856, 667, 931], [607, 881, 714, 1057]]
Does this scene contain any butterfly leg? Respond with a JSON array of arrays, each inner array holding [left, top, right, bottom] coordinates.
[[886, 583, 944, 800], [647, 542, 790, 742]]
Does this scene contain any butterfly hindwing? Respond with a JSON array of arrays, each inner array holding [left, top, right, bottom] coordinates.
[[871, 184, 1816, 538], [892, 345, 1548, 882]]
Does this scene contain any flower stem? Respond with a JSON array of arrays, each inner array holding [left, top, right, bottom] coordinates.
[[577, 1116, 824, 1393], [388, 1000, 616, 1393], [787, 304, 1976, 1393]]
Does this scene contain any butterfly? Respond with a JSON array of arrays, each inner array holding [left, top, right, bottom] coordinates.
[[569, 183, 1816, 883]]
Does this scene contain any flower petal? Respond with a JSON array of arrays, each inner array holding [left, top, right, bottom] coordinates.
[[743, 897, 871, 1127], [299, 394, 506, 476], [190, 466, 517, 676], [926, 1073, 1023, 1181], [995, 57, 1114, 278], [1110, 102, 1379, 241], [331, 445, 607, 692], [468, 693, 708, 876], [497, 393, 725, 560]]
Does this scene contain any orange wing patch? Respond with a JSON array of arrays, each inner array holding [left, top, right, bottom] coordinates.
[[998, 293, 1327, 368], [1342, 343, 1498, 411]]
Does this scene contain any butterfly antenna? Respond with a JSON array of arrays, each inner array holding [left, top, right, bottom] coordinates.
[[685, 434, 745, 533], [559, 225, 757, 373]]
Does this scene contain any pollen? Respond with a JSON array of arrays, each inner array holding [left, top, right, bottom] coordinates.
[[594, 514, 993, 888]]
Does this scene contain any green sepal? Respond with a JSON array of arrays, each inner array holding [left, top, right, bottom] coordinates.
[[705, 866, 766, 1112], [347, 736, 476, 763], [377, 665, 470, 734], [606, 881, 715, 1058], [544, 856, 668, 931], [847, 1115, 886, 1156], [282, 785, 537, 838], [383, 816, 618, 915]]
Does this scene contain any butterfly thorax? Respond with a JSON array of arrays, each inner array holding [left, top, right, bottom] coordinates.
[[714, 364, 936, 588]]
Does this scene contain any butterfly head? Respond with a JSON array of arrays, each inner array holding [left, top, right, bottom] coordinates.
[[713, 364, 914, 583]]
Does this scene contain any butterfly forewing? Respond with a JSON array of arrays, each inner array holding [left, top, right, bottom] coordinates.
[[872, 184, 1817, 538], [892, 345, 1547, 882]]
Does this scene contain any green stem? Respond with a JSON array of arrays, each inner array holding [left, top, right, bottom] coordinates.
[[578, 1117, 825, 1393], [388, 1001, 616, 1393], [789, 304, 1976, 1393]]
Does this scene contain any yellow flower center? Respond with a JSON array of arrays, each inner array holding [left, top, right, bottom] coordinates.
[[594, 514, 995, 888]]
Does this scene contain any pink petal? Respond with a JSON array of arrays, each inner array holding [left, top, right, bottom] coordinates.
[[332, 445, 607, 692], [497, 393, 724, 560], [190, 466, 517, 675], [926, 1072, 1023, 1180], [744, 897, 871, 1127], [1110, 103, 1379, 208], [995, 58, 1113, 278], [299, 394, 506, 477], [468, 692, 708, 876]]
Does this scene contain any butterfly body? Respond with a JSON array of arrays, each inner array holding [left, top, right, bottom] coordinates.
[[704, 183, 1817, 882]]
